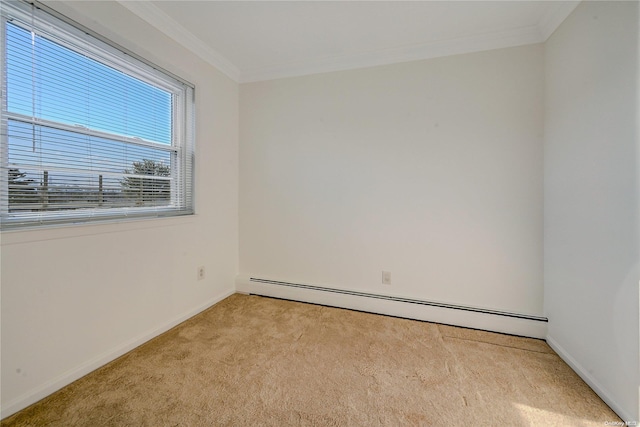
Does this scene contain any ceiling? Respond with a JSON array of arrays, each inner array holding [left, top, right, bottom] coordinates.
[[117, 1, 580, 83]]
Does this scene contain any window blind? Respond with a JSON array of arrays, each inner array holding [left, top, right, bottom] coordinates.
[[1, 0, 195, 230]]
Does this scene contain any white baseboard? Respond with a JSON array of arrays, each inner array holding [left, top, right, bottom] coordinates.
[[0, 288, 235, 420], [546, 335, 635, 423], [236, 275, 548, 339]]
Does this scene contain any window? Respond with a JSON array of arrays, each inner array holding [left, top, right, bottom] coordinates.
[[0, 0, 195, 230]]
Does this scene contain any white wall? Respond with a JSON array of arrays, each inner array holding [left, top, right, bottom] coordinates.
[[0, 1, 239, 417], [544, 1, 639, 421], [240, 44, 544, 317], [4, 0, 636, 422]]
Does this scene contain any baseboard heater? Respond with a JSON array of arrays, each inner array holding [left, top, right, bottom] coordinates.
[[249, 277, 548, 323]]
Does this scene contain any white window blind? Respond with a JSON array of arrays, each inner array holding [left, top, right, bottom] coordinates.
[[1, 0, 195, 230]]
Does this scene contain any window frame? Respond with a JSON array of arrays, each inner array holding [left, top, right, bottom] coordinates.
[[0, 0, 195, 231]]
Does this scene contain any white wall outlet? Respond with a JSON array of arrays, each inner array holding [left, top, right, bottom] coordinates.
[[197, 266, 205, 280], [382, 271, 391, 285]]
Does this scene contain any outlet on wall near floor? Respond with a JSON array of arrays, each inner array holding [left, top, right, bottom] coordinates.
[[382, 271, 391, 285], [197, 266, 205, 280]]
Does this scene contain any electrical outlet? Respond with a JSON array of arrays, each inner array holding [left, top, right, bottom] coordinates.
[[197, 266, 205, 280], [382, 271, 391, 285]]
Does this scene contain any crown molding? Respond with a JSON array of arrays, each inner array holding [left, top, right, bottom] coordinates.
[[240, 25, 544, 83], [537, 1, 581, 41], [116, 1, 580, 84], [115, 0, 241, 82]]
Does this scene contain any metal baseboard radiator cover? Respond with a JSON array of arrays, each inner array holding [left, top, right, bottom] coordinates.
[[249, 277, 548, 323]]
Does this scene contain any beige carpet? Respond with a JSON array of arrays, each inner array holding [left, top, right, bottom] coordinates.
[[1, 294, 621, 426]]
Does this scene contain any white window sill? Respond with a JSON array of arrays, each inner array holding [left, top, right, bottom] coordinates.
[[0, 214, 198, 245]]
